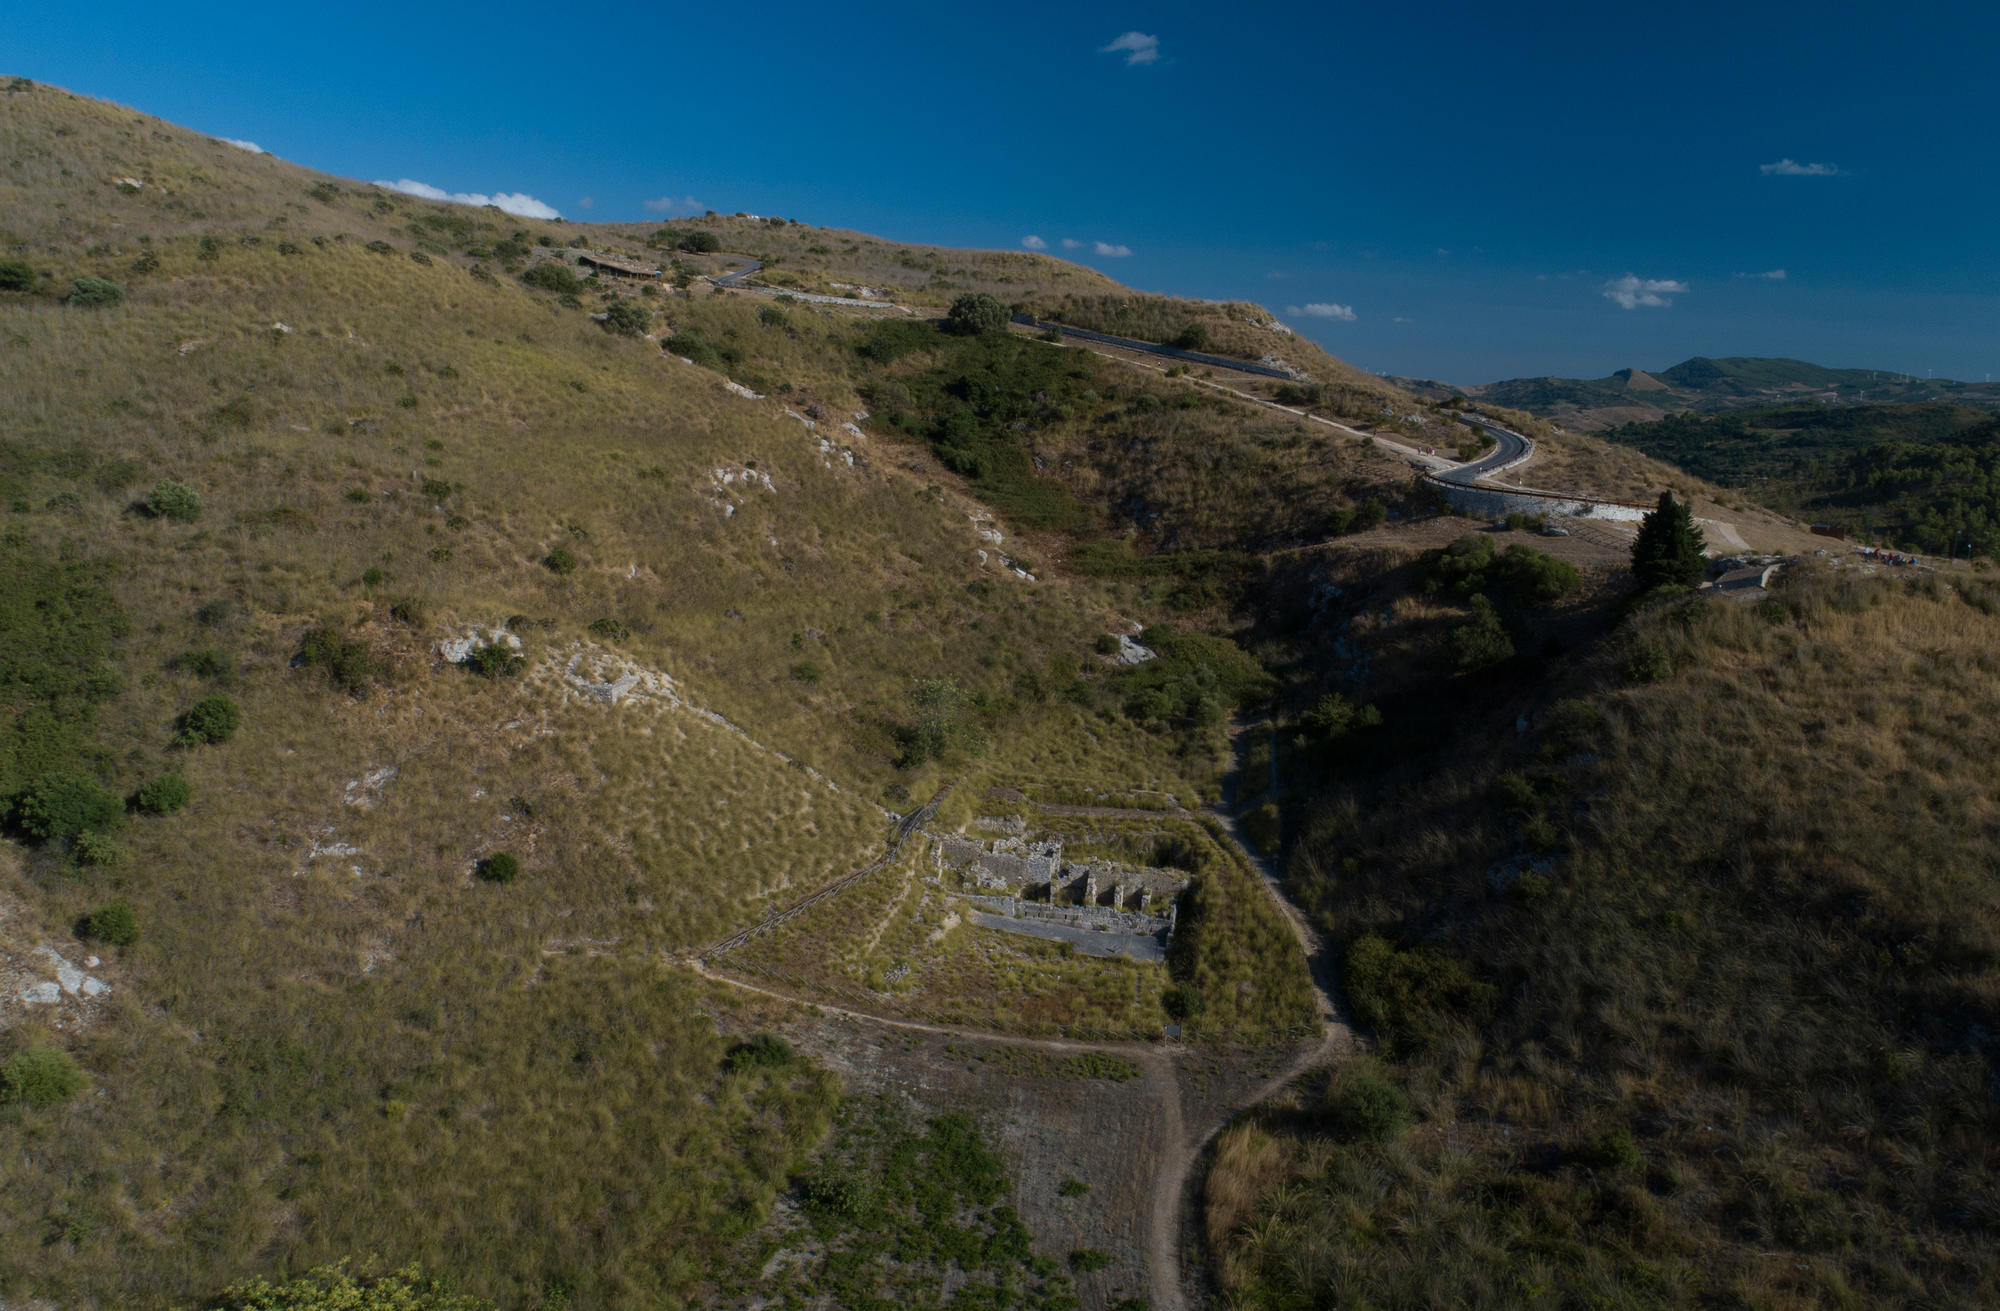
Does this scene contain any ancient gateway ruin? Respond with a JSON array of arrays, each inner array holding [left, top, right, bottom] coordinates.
[[926, 830, 1187, 963]]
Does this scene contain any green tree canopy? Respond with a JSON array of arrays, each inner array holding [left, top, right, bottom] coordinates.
[[1630, 491, 1707, 590], [944, 292, 1010, 337]]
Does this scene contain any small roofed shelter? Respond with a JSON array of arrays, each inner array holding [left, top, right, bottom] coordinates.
[[576, 252, 661, 280]]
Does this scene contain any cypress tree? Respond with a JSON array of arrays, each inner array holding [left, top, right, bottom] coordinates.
[[1630, 491, 1707, 589]]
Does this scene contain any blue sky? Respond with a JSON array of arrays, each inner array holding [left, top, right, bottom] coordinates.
[[7, 0, 1997, 383]]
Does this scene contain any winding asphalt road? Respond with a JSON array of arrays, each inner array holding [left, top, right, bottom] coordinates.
[[710, 257, 762, 287], [1438, 412, 1535, 485]]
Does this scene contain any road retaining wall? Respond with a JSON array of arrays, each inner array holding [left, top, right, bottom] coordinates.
[[1426, 477, 1650, 522]]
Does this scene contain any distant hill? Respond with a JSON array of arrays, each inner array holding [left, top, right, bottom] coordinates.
[[1391, 357, 2000, 432]]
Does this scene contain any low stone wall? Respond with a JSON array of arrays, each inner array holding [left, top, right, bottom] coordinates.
[[1427, 477, 1650, 523]]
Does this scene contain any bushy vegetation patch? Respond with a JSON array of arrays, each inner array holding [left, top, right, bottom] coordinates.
[[143, 477, 204, 522], [66, 275, 125, 306], [201, 1262, 492, 1311], [298, 625, 380, 696], [81, 900, 140, 946], [2, 1045, 86, 1108], [519, 262, 582, 295], [1418, 532, 1581, 605], [732, 1097, 1077, 1310], [176, 694, 241, 745], [600, 298, 650, 336]]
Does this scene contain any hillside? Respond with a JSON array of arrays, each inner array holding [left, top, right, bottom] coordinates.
[[1206, 565, 2000, 1308], [1397, 356, 2000, 432], [7, 75, 1990, 1311]]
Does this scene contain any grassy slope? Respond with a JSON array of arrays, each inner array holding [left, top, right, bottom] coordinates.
[[1207, 566, 2000, 1308], [0, 79, 1344, 1306]]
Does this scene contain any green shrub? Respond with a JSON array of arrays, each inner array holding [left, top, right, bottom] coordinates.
[[478, 852, 519, 884], [677, 230, 722, 253], [0, 258, 34, 291], [1497, 544, 1582, 605], [1069, 1249, 1111, 1273], [726, 1033, 795, 1072], [1094, 633, 1121, 654], [517, 261, 580, 294], [2, 1046, 87, 1109], [1058, 1178, 1090, 1197], [299, 626, 380, 695], [1170, 323, 1210, 351], [463, 642, 524, 679], [13, 773, 123, 840], [542, 546, 578, 575], [757, 305, 789, 328], [1624, 639, 1673, 683], [1587, 1128, 1644, 1172], [586, 617, 630, 641], [601, 298, 651, 336], [205, 1263, 493, 1311], [135, 773, 192, 815], [82, 901, 139, 946], [1418, 533, 1496, 596], [72, 830, 126, 867], [1448, 596, 1514, 671], [177, 695, 242, 745], [174, 647, 228, 678], [67, 276, 125, 307], [144, 478, 204, 523], [945, 292, 1009, 336], [1342, 932, 1495, 1052], [800, 1171, 871, 1219], [1163, 982, 1205, 1020], [1325, 1065, 1412, 1142]]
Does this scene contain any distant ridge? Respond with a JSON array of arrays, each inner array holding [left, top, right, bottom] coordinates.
[[1389, 356, 2000, 430]]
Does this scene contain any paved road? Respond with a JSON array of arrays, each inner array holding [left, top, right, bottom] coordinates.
[[710, 257, 762, 287], [1009, 313, 1299, 380], [1437, 412, 1534, 486]]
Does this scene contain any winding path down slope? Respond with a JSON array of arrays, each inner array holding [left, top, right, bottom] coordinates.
[[683, 740, 1351, 1311]]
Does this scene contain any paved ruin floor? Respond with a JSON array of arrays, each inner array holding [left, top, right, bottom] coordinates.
[[964, 910, 1169, 962]]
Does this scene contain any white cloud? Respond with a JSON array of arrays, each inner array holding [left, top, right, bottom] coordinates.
[[1100, 31, 1160, 66], [1761, 158, 1839, 176], [1092, 241, 1134, 257], [1060, 238, 1083, 250], [375, 178, 562, 220], [1602, 273, 1688, 310], [1393, 316, 1411, 324], [642, 194, 702, 215], [219, 138, 264, 154], [578, 196, 595, 210], [1020, 234, 1048, 250], [1735, 268, 1788, 280], [1286, 302, 1357, 322]]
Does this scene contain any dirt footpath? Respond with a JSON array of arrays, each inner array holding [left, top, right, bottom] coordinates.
[[707, 973, 1317, 1311]]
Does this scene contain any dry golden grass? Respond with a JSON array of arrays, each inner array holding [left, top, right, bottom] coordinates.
[[1210, 569, 2000, 1309]]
